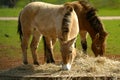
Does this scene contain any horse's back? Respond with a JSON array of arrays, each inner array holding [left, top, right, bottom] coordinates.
[[21, 2, 63, 17], [20, 2, 63, 37], [20, 1, 79, 39]]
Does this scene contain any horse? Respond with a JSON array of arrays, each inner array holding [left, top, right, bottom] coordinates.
[[43, 0, 108, 63], [17, 2, 79, 70]]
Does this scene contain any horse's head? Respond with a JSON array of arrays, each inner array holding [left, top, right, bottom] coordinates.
[[60, 4, 79, 70], [60, 38, 77, 70], [92, 32, 108, 57]]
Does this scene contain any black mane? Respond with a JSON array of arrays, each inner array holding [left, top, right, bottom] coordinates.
[[80, 0, 104, 34]]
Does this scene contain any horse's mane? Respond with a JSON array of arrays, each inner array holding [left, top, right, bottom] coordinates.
[[61, 5, 73, 41], [79, 0, 106, 36]]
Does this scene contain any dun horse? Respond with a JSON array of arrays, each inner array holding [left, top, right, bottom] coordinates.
[[43, 0, 108, 63], [17, 2, 79, 70]]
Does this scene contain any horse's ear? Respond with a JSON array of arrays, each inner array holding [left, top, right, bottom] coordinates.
[[102, 31, 108, 38], [105, 32, 108, 37], [65, 5, 73, 12]]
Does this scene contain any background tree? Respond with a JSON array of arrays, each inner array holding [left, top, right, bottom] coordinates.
[[0, 0, 18, 8]]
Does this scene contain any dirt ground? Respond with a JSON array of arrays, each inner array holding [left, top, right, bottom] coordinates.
[[0, 44, 120, 79], [0, 43, 120, 71], [0, 53, 120, 71]]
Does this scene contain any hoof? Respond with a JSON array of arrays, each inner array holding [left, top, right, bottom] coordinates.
[[62, 63, 71, 70], [46, 59, 55, 64], [34, 62, 39, 65], [23, 61, 28, 65]]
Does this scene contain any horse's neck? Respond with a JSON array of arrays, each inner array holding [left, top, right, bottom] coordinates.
[[78, 16, 97, 40], [86, 24, 106, 41], [87, 27, 97, 40]]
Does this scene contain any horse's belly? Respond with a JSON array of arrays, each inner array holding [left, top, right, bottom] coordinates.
[[33, 22, 57, 38], [40, 26, 57, 38]]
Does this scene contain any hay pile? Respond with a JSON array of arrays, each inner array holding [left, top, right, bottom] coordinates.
[[0, 52, 120, 78]]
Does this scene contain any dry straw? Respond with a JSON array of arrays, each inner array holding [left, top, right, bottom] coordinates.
[[0, 50, 120, 78]]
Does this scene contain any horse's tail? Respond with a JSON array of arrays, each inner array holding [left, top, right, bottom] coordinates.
[[61, 5, 73, 41], [17, 12, 23, 41], [80, 0, 104, 34]]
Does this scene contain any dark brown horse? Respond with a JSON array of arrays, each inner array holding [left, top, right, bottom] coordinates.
[[43, 0, 108, 63]]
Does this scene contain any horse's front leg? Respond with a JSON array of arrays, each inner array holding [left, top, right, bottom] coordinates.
[[30, 31, 41, 65], [80, 30, 88, 54], [43, 36, 56, 63]]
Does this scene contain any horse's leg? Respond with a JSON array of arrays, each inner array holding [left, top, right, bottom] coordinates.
[[30, 31, 41, 65], [21, 32, 31, 65], [80, 30, 88, 54], [43, 37, 56, 63]]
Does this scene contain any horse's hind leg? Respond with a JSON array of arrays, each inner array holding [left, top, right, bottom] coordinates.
[[80, 30, 88, 54], [43, 37, 56, 63], [21, 32, 31, 65], [30, 31, 41, 65]]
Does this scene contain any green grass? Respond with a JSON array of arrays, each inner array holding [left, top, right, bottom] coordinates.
[[0, 20, 45, 58], [0, 7, 120, 17], [0, 21, 19, 46], [0, 20, 120, 58], [0, 20, 20, 58], [98, 8, 120, 16], [0, 8, 21, 17], [103, 20, 120, 55]]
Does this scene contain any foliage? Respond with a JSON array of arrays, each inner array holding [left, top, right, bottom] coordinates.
[[0, 0, 18, 8]]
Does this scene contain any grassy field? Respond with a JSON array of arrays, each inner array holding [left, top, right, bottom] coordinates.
[[0, 8, 120, 17], [98, 8, 120, 16], [0, 20, 20, 58], [0, 20, 120, 59], [0, 8, 21, 17], [0, 20, 44, 58], [103, 20, 120, 55]]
